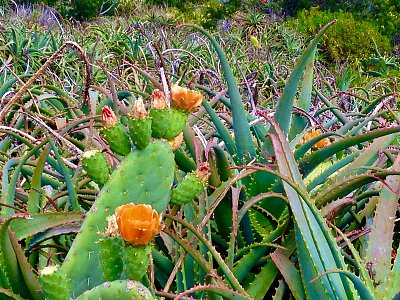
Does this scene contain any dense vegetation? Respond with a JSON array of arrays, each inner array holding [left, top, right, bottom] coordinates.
[[0, 1, 399, 299]]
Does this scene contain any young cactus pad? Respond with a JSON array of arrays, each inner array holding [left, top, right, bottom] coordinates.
[[60, 140, 174, 297], [170, 163, 210, 205], [75, 280, 155, 300], [82, 150, 111, 186], [149, 108, 188, 140]]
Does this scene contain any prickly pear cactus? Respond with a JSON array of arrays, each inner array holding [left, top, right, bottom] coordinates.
[[128, 117, 152, 150], [59, 140, 175, 297], [39, 266, 71, 300], [75, 280, 154, 300], [82, 150, 111, 186], [170, 163, 210, 205], [101, 122, 131, 156], [123, 245, 151, 281], [98, 237, 124, 281], [149, 108, 188, 140], [100, 106, 131, 156]]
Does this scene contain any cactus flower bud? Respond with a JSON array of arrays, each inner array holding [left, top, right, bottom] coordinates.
[[115, 203, 162, 246], [100, 106, 131, 156], [131, 97, 148, 119], [170, 84, 203, 113], [101, 106, 118, 128], [151, 89, 167, 109]]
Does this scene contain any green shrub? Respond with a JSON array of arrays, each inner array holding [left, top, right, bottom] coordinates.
[[144, 0, 241, 29], [289, 7, 392, 63]]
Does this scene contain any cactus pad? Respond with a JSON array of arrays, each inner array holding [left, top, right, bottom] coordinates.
[[122, 244, 151, 281], [76, 280, 155, 299], [60, 141, 175, 296], [149, 108, 188, 140], [98, 237, 124, 281], [82, 150, 111, 186], [128, 117, 152, 150], [170, 173, 205, 205], [39, 266, 71, 300], [101, 123, 131, 156]]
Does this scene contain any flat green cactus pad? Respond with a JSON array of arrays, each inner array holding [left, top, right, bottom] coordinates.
[[60, 140, 174, 297]]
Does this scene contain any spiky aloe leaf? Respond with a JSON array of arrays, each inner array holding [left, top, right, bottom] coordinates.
[[267, 117, 359, 299], [289, 48, 315, 140], [299, 126, 400, 174], [365, 153, 400, 298], [271, 248, 306, 300], [10, 212, 82, 240], [274, 20, 336, 135], [0, 217, 31, 299], [177, 24, 255, 162]]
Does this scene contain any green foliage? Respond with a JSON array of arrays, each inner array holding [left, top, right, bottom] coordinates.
[[145, 0, 241, 28], [1, 8, 400, 300], [289, 7, 392, 62]]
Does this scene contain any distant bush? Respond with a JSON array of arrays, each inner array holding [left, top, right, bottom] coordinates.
[[144, 0, 241, 29], [288, 7, 392, 63], [8, 0, 117, 20]]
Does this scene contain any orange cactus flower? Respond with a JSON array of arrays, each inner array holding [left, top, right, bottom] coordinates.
[[115, 203, 163, 246], [170, 84, 203, 113], [101, 106, 118, 128], [302, 129, 331, 150]]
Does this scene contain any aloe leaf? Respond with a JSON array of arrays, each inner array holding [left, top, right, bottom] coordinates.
[[386, 240, 400, 300], [365, 153, 400, 298], [299, 126, 400, 174], [174, 284, 251, 300], [328, 134, 395, 182], [48, 137, 79, 210], [306, 152, 359, 190], [271, 248, 306, 300], [289, 48, 315, 140], [329, 224, 375, 293], [202, 100, 237, 159], [0, 288, 25, 300], [274, 20, 336, 135], [312, 171, 399, 208], [0, 218, 31, 298], [267, 117, 358, 299], [165, 214, 247, 295], [178, 24, 255, 162], [8, 229, 43, 300], [246, 259, 279, 299], [10, 211, 82, 241], [315, 89, 350, 124], [311, 269, 375, 300], [27, 145, 50, 213]]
